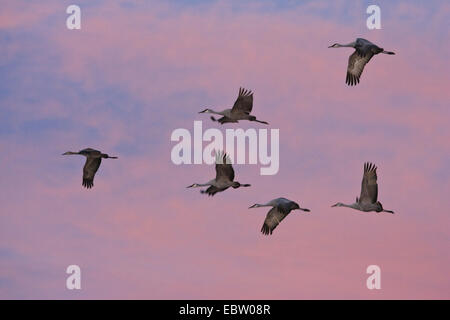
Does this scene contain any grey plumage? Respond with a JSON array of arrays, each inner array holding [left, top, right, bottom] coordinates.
[[187, 151, 251, 196], [331, 162, 394, 214], [62, 148, 118, 189], [249, 198, 310, 235], [199, 87, 269, 125], [329, 38, 395, 86]]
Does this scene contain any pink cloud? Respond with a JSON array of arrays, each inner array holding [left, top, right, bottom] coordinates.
[[1, 0, 449, 299]]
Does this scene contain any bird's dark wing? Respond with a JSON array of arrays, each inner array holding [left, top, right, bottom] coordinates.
[[261, 207, 289, 236], [214, 116, 238, 124], [215, 153, 234, 183], [82, 157, 102, 189], [201, 185, 227, 196], [276, 200, 293, 215], [359, 162, 378, 204], [346, 50, 374, 86], [231, 87, 253, 115], [355, 38, 374, 54]]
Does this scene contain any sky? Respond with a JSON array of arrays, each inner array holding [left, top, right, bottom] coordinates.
[[0, 0, 449, 299]]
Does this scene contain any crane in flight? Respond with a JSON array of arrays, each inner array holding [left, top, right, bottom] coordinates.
[[331, 162, 394, 214], [62, 148, 118, 189], [249, 197, 311, 235], [187, 151, 251, 196], [199, 87, 269, 124], [328, 38, 395, 86]]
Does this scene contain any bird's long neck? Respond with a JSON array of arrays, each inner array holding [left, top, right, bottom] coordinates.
[[252, 202, 272, 208], [196, 181, 213, 187], [337, 42, 356, 48], [215, 109, 228, 116], [206, 109, 226, 116], [342, 202, 360, 210]]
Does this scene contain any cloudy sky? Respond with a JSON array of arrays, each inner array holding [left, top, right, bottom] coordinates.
[[1, 0, 449, 299]]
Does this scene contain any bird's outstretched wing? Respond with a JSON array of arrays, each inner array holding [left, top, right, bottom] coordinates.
[[231, 87, 253, 115], [215, 152, 234, 183], [261, 207, 289, 235], [82, 157, 102, 189], [201, 185, 223, 196], [212, 116, 238, 124], [346, 51, 374, 86], [359, 162, 378, 204]]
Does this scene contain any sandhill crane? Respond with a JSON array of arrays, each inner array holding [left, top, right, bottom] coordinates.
[[332, 162, 394, 214], [249, 197, 310, 235], [187, 152, 251, 196], [328, 38, 395, 86], [62, 148, 118, 189], [199, 87, 269, 124]]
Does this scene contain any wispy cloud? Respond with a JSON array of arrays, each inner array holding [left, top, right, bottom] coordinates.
[[0, 0, 449, 299]]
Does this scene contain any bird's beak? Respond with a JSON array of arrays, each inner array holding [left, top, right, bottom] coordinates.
[[186, 184, 195, 188], [328, 45, 333, 48], [198, 109, 207, 113], [248, 204, 257, 209], [331, 203, 338, 207]]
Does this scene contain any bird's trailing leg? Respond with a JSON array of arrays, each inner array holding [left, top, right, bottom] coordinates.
[[251, 119, 269, 125], [248, 116, 269, 125], [233, 182, 251, 189], [382, 209, 395, 214]]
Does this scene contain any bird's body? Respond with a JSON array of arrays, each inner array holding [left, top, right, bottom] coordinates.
[[328, 38, 395, 86], [199, 87, 269, 125], [249, 197, 310, 235], [187, 152, 251, 196], [62, 148, 118, 189], [332, 162, 394, 214]]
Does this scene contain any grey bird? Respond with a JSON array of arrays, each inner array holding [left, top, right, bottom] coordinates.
[[328, 38, 395, 86], [332, 162, 394, 214], [249, 197, 311, 235], [187, 151, 251, 196], [62, 148, 118, 189], [199, 87, 269, 124]]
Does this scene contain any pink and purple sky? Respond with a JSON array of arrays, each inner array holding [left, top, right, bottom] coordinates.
[[0, 0, 449, 299]]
